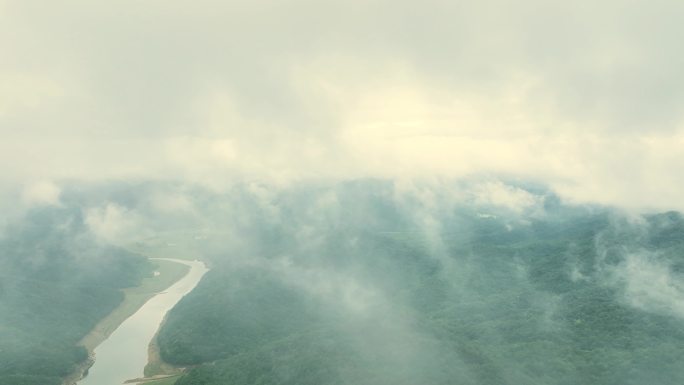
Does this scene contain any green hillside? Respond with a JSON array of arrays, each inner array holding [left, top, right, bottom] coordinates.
[[0, 207, 152, 385], [155, 184, 684, 385]]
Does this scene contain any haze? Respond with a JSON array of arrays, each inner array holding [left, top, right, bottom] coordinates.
[[2, 0, 684, 209], [2, 2, 684, 385]]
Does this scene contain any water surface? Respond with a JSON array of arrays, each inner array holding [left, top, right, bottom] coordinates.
[[79, 258, 208, 385]]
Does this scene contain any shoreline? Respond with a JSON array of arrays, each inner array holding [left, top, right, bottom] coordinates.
[[62, 352, 95, 385], [144, 313, 186, 378], [62, 258, 191, 385]]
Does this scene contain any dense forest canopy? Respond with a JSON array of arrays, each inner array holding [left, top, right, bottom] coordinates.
[[3, 179, 684, 385], [153, 180, 684, 385], [0, 206, 151, 385]]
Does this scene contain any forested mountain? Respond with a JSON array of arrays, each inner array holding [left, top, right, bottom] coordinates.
[[3, 0, 683, 383], [0, 206, 151, 385], [150, 180, 684, 385], [3, 180, 684, 385]]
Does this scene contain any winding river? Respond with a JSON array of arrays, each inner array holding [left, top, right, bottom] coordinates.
[[78, 258, 208, 385]]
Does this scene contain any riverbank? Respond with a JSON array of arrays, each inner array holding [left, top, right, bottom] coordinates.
[[63, 259, 191, 385], [145, 314, 185, 378]]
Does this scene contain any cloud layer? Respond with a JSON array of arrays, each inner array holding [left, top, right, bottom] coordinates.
[[2, 0, 684, 210]]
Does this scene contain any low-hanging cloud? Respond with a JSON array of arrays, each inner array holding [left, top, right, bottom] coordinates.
[[608, 250, 684, 319], [1, 0, 684, 210]]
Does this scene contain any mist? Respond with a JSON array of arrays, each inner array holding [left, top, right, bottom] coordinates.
[[2, 0, 684, 209], [4, 178, 684, 384], [3, 1, 684, 384]]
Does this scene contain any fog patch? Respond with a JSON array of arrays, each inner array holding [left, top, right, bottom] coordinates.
[[614, 251, 684, 319], [148, 190, 196, 214], [21, 181, 61, 207], [85, 203, 146, 244], [260, 255, 474, 384], [471, 180, 542, 214]]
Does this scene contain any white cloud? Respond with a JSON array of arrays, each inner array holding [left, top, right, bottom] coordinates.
[[471, 181, 541, 213], [1, 0, 684, 211], [21, 181, 61, 206], [614, 251, 684, 319], [84, 203, 145, 244], [148, 190, 196, 214]]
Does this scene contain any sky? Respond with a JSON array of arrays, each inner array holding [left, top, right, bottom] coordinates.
[[1, 0, 684, 211]]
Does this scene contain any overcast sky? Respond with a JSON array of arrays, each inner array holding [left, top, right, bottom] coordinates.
[[1, 0, 683, 210]]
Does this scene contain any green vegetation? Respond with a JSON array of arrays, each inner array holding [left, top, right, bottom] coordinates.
[[5, 181, 684, 385], [141, 376, 182, 385], [80, 259, 189, 351], [126, 230, 214, 261], [0, 207, 153, 385], [153, 183, 684, 385]]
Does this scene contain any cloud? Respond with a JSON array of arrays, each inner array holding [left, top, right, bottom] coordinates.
[[471, 181, 541, 213], [84, 203, 146, 243], [148, 190, 196, 214], [614, 251, 684, 319], [21, 181, 61, 206], [1, 0, 684, 210]]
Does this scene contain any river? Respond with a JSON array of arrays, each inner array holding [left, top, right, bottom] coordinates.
[[78, 258, 208, 385]]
